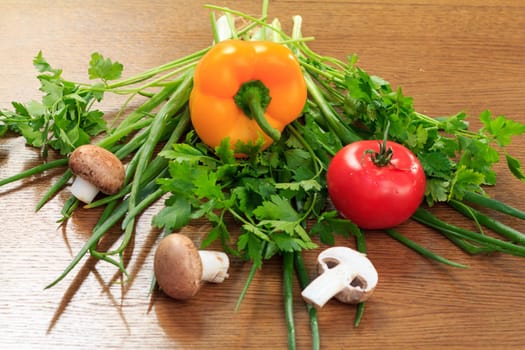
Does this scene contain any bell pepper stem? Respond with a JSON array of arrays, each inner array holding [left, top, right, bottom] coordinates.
[[234, 80, 281, 141], [247, 91, 281, 141]]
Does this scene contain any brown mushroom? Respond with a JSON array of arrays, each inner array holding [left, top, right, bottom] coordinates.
[[68, 144, 125, 203], [154, 233, 230, 300]]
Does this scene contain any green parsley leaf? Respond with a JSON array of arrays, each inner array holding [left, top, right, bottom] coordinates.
[[193, 168, 224, 201], [253, 195, 300, 222], [272, 234, 315, 252], [152, 196, 191, 231], [275, 179, 322, 192], [480, 110, 525, 147], [88, 52, 123, 82], [505, 154, 525, 181], [425, 179, 450, 206], [310, 211, 358, 245], [237, 231, 264, 268], [448, 165, 486, 200], [33, 51, 61, 76], [437, 112, 469, 134], [457, 136, 499, 185], [418, 151, 454, 180], [160, 143, 215, 164]]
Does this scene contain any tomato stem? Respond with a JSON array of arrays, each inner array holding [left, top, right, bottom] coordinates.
[[234, 79, 281, 141], [368, 120, 393, 167]]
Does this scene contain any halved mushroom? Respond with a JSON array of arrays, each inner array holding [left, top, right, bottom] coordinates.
[[301, 246, 378, 309], [154, 233, 230, 300], [68, 144, 125, 203]]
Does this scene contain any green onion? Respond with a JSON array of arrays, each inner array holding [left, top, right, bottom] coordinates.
[[294, 251, 320, 350], [283, 251, 297, 350]]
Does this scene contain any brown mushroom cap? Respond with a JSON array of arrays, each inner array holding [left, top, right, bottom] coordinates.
[[69, 144, 125, 194], [154, 234, 203, 300]]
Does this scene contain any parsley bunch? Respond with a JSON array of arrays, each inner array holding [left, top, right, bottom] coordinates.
[[155, 132, 323, 263], [0, 52, 117, 157]]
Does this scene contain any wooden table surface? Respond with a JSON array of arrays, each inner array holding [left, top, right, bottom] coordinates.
[[1, 1, 524, 349]]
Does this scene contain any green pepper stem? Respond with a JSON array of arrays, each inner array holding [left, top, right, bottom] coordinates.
[[234, 80, 281, 141]]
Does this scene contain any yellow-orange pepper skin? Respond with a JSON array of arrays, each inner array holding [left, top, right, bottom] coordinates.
[[189, 40, 307, 154]]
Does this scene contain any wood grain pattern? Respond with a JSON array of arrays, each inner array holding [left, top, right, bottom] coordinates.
[[1, 1, 524, 349]]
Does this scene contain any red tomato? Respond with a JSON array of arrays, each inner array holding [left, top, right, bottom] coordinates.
[[327, 140, 426, 229]]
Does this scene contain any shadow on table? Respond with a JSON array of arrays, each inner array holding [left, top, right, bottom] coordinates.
[[46, 210, 162, 334]]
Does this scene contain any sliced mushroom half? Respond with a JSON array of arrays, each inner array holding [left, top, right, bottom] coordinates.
[[301, 246, 378, 309]]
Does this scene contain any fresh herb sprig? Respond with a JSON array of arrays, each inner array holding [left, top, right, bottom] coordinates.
[[0, 52, 115, 157]]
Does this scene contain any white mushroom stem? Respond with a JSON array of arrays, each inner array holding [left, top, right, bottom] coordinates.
[[301, 264, 359, 309], [198, 250, 230, 283], [70, 176, 100, 204]]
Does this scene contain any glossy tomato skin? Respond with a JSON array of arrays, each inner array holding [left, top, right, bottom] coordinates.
[[327, 140, 426, 229]]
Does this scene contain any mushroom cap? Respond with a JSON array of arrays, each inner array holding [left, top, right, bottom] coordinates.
[[317, 246, 378, 304], [154, 234, 203, 300], [69, 144, 125, 195]]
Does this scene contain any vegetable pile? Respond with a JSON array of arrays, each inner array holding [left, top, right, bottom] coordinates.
[[1, 2, 525, 349]]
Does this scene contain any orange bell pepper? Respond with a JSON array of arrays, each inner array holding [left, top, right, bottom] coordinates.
[[189, 40, 307, 154]]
